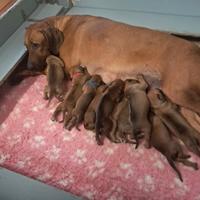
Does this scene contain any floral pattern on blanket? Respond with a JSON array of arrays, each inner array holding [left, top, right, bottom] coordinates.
[[0, 76, 200, 200]]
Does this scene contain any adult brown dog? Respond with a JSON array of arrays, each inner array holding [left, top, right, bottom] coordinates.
[[24, 15, 200, 121]]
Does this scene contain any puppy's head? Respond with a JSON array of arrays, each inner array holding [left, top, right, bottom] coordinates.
[[90, 75, 103, 87], [24, 22, 64, 71], [108, 79, 125, 102], [124, 78, 139, 95], [46, 55, 64, 68], [148, 88, 166, 108]]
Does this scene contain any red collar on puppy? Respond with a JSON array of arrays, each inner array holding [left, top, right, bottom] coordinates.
[[72, 71, 83, 78]]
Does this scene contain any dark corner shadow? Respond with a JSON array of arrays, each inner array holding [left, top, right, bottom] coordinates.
[[0, 54, 45, 125], [0, 76, 42, 125]]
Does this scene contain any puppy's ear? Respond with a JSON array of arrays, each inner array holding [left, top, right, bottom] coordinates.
[[41, 27, 64, 55], [156, 89, 166, 102]]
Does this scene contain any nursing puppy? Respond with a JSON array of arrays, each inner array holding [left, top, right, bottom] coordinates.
[[151, 115, 198, 182], [64, 75, 103, 130], [148, 88, 200, 157], [51, 65, 91, 122], [95, 79, 125, 145], [84, 84, 107, 130], [43, 55, 65, 105], [109, 97, 139, 144], [124, 74, 151, 148]]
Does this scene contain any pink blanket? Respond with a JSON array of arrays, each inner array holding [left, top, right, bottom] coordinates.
[[0, 76, 200, 200]]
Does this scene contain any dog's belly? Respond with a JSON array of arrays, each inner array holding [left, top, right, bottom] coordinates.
[[87, 65, 161, 88]]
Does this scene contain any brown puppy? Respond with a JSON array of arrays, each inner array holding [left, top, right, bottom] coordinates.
[[95, 79, 125, 145], [109, 97, 137, 144], [151, 115, 198, 182], [64, 75, 103, 130], [51, 65, 91, 122], [124, 74, 151, 148], [148, 88, 200, 157], [43, 55, 65, 105], [83, 84, 107, 130]]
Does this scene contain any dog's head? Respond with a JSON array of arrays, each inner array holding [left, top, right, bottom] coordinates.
[[24, 21, 64, 71]]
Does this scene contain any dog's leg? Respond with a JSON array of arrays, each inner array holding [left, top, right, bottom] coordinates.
[[144, 127, 152, 149], [176, 158, 198, 170], [84, 111, 96, 130], [51, 103, 63, 121], [64, 113, 73, 129], [95, 129, 104, 145], [65, 116, 80, 131], [109, 119, 120, 143], [166, 156, 183, 182], [43, 85, 49, 100]]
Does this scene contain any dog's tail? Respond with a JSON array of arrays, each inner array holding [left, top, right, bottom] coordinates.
[[166, 156, 183, 182]]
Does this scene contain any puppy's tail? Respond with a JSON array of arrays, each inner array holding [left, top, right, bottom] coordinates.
[[166, 156, 183, 182]]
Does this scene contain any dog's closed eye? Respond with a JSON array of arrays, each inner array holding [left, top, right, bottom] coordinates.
[[31, 42, 40, 49]]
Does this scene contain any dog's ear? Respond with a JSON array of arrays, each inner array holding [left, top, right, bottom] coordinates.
[[40, 27, 64, 55]]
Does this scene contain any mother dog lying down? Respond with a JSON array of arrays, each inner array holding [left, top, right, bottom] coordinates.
[[24, 15, 200, 117]]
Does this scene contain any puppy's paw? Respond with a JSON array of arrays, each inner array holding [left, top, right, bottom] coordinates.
[[97, 140, 103, 145], [96, 136, 103, 146], [51, 116, 56, 121], [43, 95, 49, 100], [144, 142, 151, 149]]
